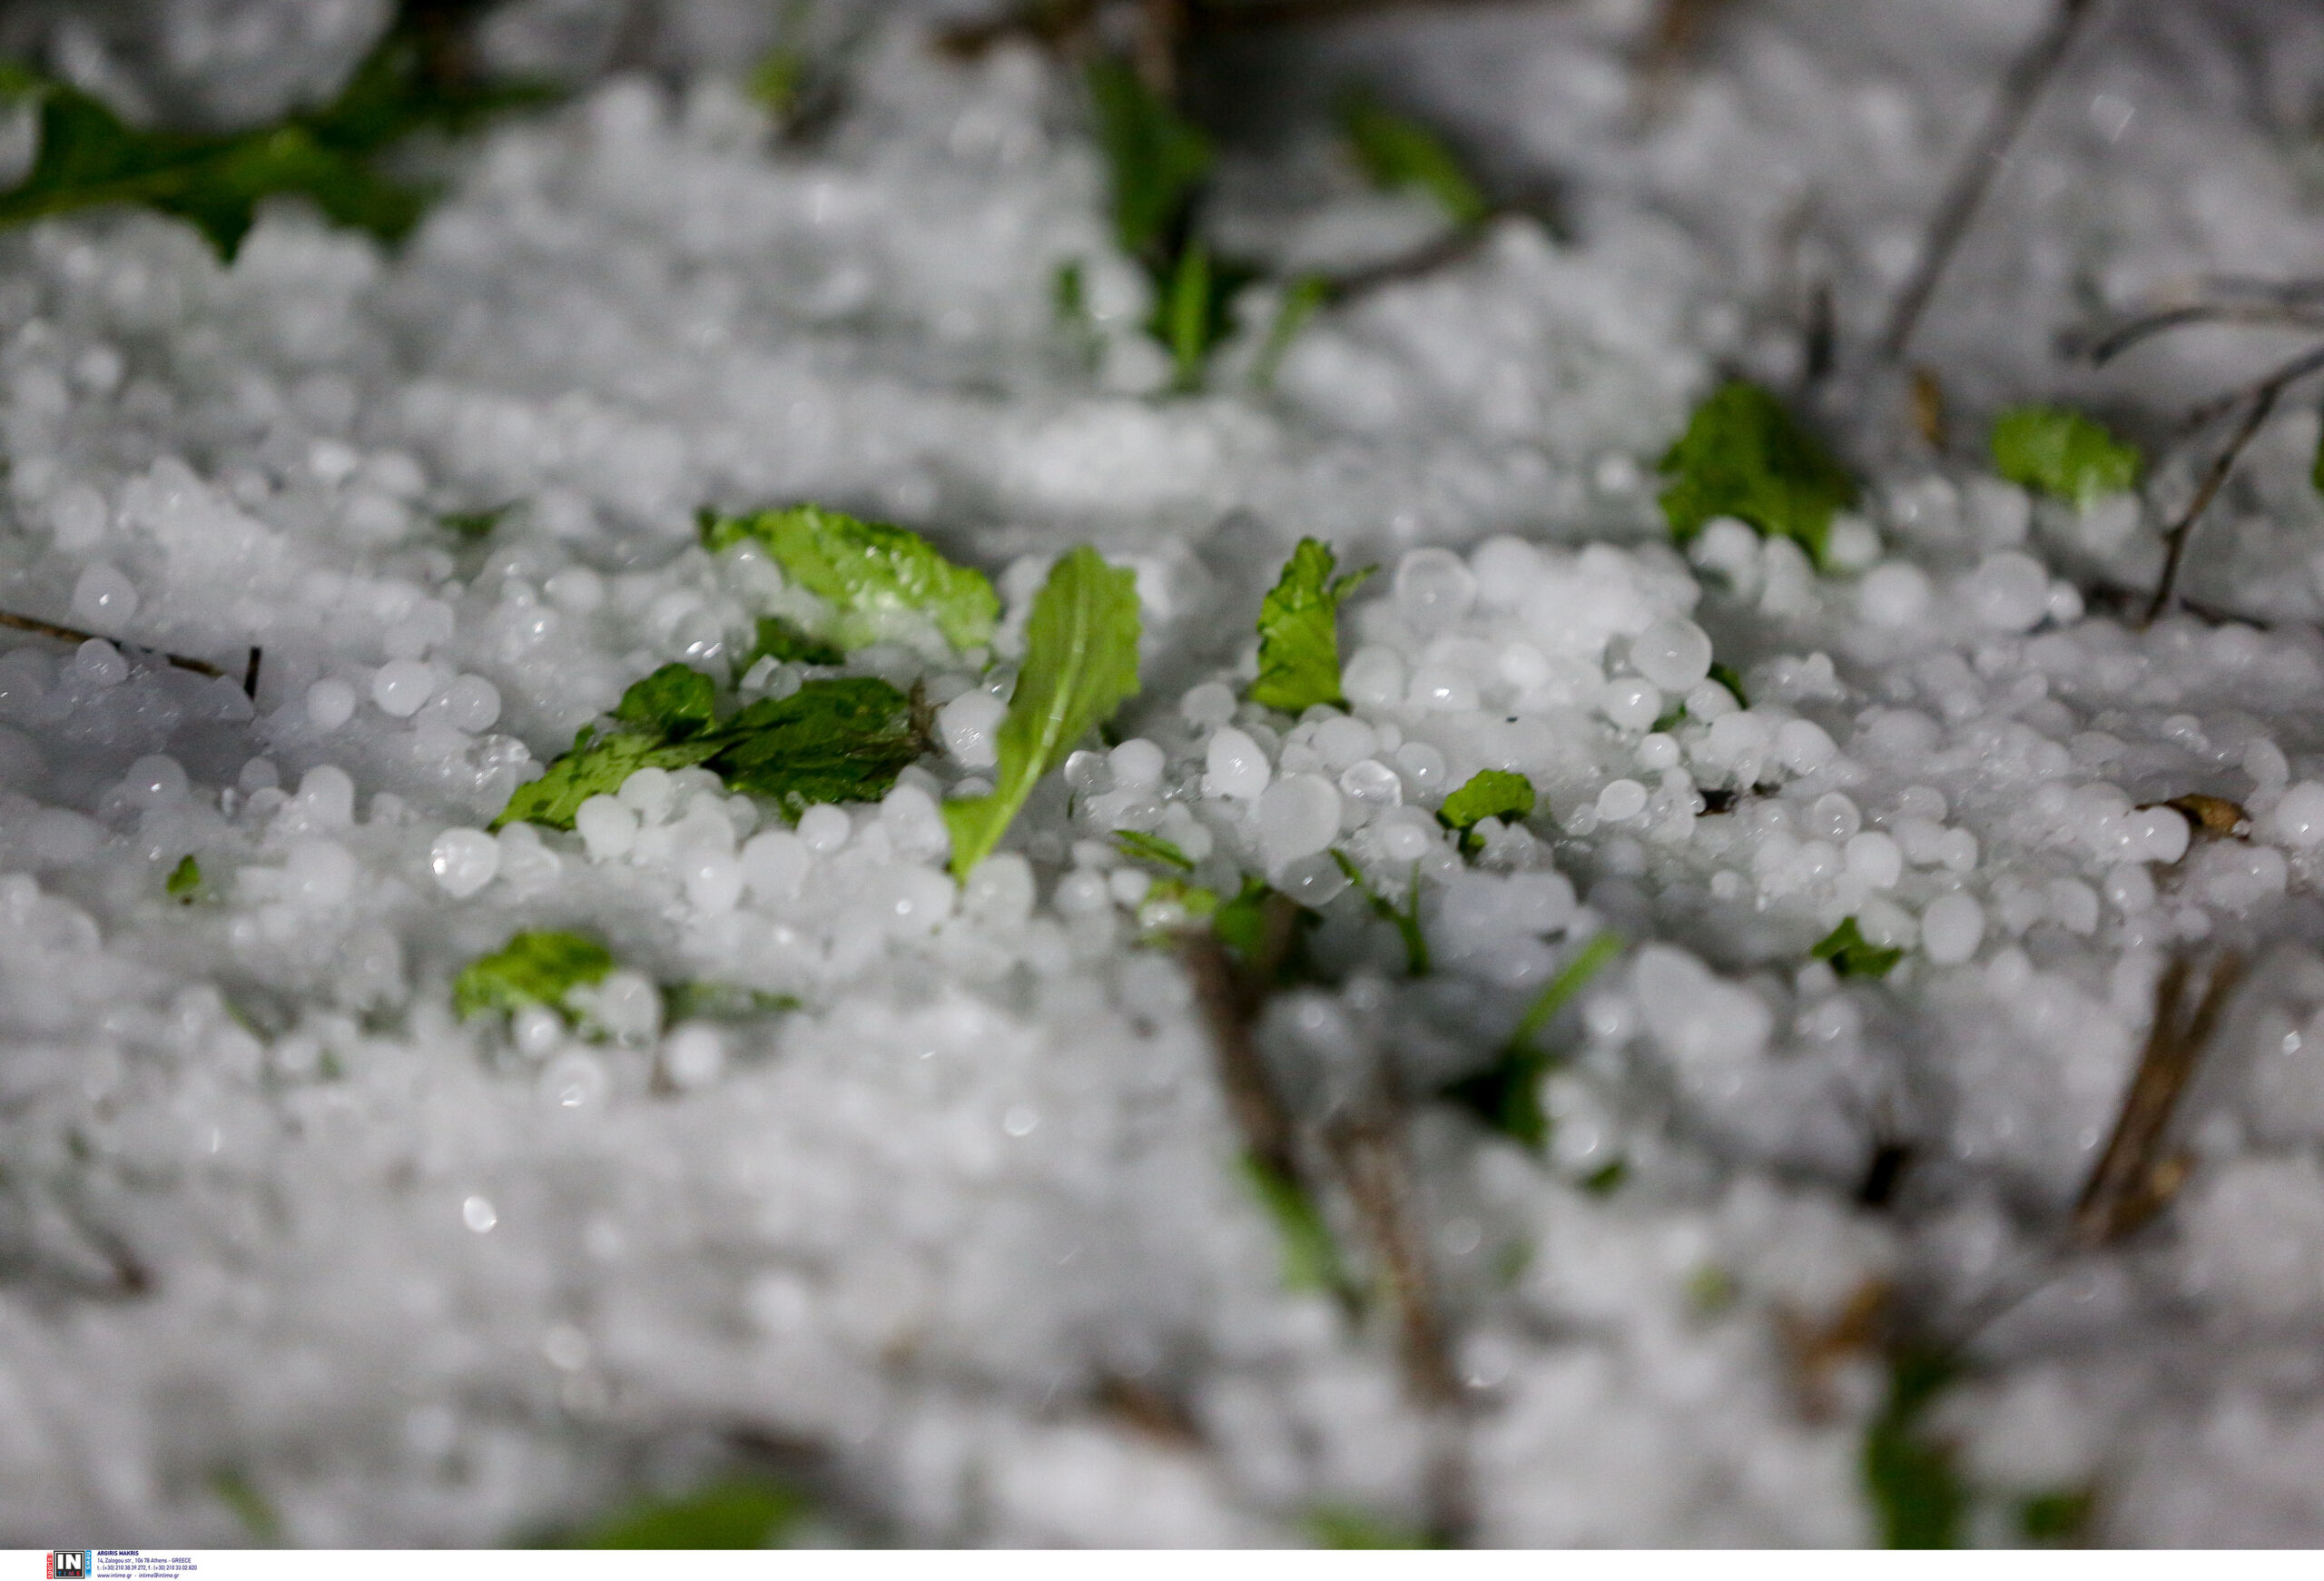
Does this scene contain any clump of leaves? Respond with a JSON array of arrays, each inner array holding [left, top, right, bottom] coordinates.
[[1990, 405, 2142, 511], [2018, 1487, 2095, 1546], [453, 930, 615, 1023], [567, 1481, 804, 1548], [1813, 916, 1905, 980], [1443, 930, 1623, 1147], [494, 662, 923, 831], [945, 546, 1141, 878], [1338, 90, 1490, 228], [1659, 381, 1858, 568], [1249, 538, 1374, 714], [165, 854, 202, 901], [0, 20, 555, 261], [1864, 1349, 1965, 1548], [439, 503, 513, 540], [1436, 767, 1536, 855], [702, 504, 998, 653]]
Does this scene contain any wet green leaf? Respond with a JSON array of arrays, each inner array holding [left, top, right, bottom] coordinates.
[[1086, 57, 1210, 260], [1339, 90, 1489, 227], [1239, 1154, 1342, 1296], [571, 1481, 803, 1548], [702, 504, 998, 653], [1864, 1350, 1965, 1548], [453, 931, 615, 1023], [1813, 916, 1905, 980], [709, 677, 923, 819], [1991, 405, 2142, 510], [1250, 538, 1374, 714], [166, 854, 202, 900], [1113, 830, 1194, 871], [1659, 381, 1856, 568]]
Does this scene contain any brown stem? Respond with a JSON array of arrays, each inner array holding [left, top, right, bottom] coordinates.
[[1877, 0, 2095, 361], [1176, 927, 1299, 1174], [0, 608, 231, 682], [2084, 301, 2324, 366], [2072, 953, 2243, 1248], [2146, 383, 2280, 626], [1187, 0, 1546, 25]]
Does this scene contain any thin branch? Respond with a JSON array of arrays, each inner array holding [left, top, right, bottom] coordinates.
[[2082, 301, 2324, 366], [1878, 0, 2096, 361], [2171, 339, 2324, 434], [0, 608, 231, 681], [2071, 953, 2242, 1249], [2147, 385, 2277, 626], [1187, 0, 1548, 26]]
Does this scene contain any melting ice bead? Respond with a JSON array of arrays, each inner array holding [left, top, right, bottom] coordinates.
[[1630, 618, 1712, 692], [1206, 727, 1271, 801], [307, 678, 357, 731], [939, 690, 1007, 769], [430, 827, 500, 897], [1922, 894, 1984, 964], [372, 659, 437, 718], [1394, 548, 1477, 635], [71, 563, 137, 630], [576, 795, 638, 860], [1259, 774, 1342, 865]]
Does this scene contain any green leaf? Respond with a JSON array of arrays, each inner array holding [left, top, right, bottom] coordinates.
[[1436, 768, 1536, 855], [611, 662, 719, 738], [743, 616, 846, 670], [1443, 930, 1623, 1148], [491, 724, 721, 832], [706, 677, 923, 819], [661, 983, 802, 1023], [1113, 830, 1194, 871], [701, 504, 998, 653], [1165, 239, 1212, 391], [1086, 57, 1211, 259], [1339, 90, 1490, 227], [0, 27, 553, 261], [209, 1469, 279, 1545], [1709, 661, 1748, 707], [1239, 1154, 1343, 1296], [944, 547, 1141, 878], [1864, 1350, 1965, 1548], [1658, 381, 1856, 568], [1812, 916, 1905, 981], [1136, 874, 1218, 931], [1305, 1505, 1438, 1549], [1252, 273, 1332, 392], [1990, 405, 2142, 511], [2017, 1487, 2095, 1545], [1249, 538, 1374, 714], [1581, 1158, 1628, 1195], [571, 1482, 804, 1549], [453, 931, 615, 1023], [439, 504, 513, 540], [165, 854, 202, 900]]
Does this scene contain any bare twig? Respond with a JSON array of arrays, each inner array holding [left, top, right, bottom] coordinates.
[[1878, 0, 2096, 361], [1176, 923, 1300, 1175], [2071, 952, 2242, 1249], [1908, 367, 1947, 450], [1630, 0, 1729, 129], [2147, 383, 2280, 626], [0, 608, 230, 680], [2083, 302, 2324, 366], [1187, 0, 1548, 26]]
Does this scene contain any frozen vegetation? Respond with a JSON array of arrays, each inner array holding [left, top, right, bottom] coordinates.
[[2, 0, 2324, 1547]]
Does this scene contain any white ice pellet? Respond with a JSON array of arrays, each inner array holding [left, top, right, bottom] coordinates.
[[545, 567, 606, 613], [429, 828, 500, 897], [1808, 793, 1861, 842], [1775, 718, 1837, 773], [1056, 869, 1111, 915], [1258, 774, 1342, 865], [1601, 677, 1664, 733], [1178, 681, 1237, 727], [49, 484, 107, 550], [1630, 618, 1713, 692], [594, 972, 663, 1043], [1393, 740, 1448, 795], [297, 765, 356, 828], [1597, 779, 1649, 822], [1108, 867, 1151, 906], [285, 840, 359, 907], [1394, 547, 1477, 634], [1375, 808, 1437, 863], [307, 678, 358, 731], [1859, 562, 1932, 627], [1313, 716, 1376, 769], [1922, 894, 1985, 964], [2105, 862, 2156, 914], [739, 828, 807, 898], [797, 803, 851, 852], [122, 755, 188, 809], [618, 766, 676, 824], [1340, 759, 1403, 808], [2270, 781, 2324, 847], [684, 854, 744, 913], [1686, 678, 1738, 721], [1408, 666, 1479, 712], [963, 852, 1034, 924], [1825, 514, 1881, 570], [663, 1024, 724, 1090], [371, 659, 438, 718], [1638, 733, 1680, 772], [1205, 727, 1271, 800], [1108, 738, 1166, 787], [575, 795, 637, 860], [435, 676, 502, 733], [1343, 646, 1406, 709], [1964, 551, 2051, 632], [1845, 831, 1903, 889], [71, 563, 137, 630], [939, 690, 1008, 770]]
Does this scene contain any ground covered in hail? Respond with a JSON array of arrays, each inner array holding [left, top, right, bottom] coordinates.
[[5, 0, 2324, 1548]]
